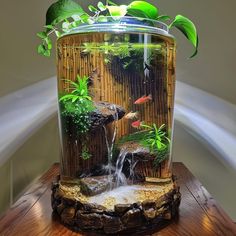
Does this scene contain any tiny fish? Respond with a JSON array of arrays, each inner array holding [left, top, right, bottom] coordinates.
[[124, 111, 139, 120], [131, 120, 143, 129], [134, 94, 152, 105]]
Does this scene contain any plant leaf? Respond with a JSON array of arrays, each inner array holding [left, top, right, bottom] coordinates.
[[37, 44, 51, 57], [157, 15, 171, 21], [44, 25, 54, 30], [45, 37, 52, 50], [107, 5, 127, 17], [46, 0, 85, 26], [37, 44, 46, 55], [127, 1, 158, 20], [37, 32, 47, 39], [169, 14, 198, 58], [88, 5, 98, 13], [97, 2, 106, 11], [107, 0, 117, 6]]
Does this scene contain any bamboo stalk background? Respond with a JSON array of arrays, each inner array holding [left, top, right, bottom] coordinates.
[[57, 33, 176, 181]]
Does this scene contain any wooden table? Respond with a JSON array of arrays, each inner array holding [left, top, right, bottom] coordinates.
[[0, 163, 236, 236]]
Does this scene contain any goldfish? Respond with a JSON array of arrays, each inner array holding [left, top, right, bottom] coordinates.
[[131, 120, 143, 129], [124, 111, 139, 120], [134, 94, 152, 105]]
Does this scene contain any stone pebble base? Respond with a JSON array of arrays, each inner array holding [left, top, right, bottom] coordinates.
[[51, 177, 181, 234]]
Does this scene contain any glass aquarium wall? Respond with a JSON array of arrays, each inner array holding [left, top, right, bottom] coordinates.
[[57, 20, 176, 188]]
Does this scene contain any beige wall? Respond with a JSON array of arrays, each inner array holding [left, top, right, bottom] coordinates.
[[1, 0, 236, 104]]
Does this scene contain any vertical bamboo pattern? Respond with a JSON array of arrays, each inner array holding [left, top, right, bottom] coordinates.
[[57, 32, 176, 182]]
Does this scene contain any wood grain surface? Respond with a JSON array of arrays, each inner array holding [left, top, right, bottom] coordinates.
[[0, 163, 236, 236]]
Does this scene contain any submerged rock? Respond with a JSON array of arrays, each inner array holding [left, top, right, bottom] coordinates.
[[116, 141, 156, 180], [90, 102, 126, 130], [118, 141, 155, 160], [80, 175, 113, 196]]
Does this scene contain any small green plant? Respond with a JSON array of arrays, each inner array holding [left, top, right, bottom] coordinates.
[[60, 75, 95, 135], [140, 123, 170, 153], [81, 143, 91, 160], [37, 0, 198, 58], [118, 123, 170, 165], [60, 75, 92, 103]]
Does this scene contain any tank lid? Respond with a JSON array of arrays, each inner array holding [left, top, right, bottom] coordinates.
[[60, 16, 172, 38]]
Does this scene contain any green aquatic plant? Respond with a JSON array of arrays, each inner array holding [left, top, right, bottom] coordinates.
[[81, 143, 91, 160], [140, 123, 170, 153], [82, 41, 151, 70], [118, 123, 170, 165], [60, 75, 92, 103], [60, 75, 95, 135], [37, 0, 198, 58]]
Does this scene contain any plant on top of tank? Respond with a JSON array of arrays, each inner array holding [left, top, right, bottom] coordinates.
[[60, 75, 95, 135], [37, 0, 198, 58], [81, 39, 154, 70], [118, 123, 170, 165]]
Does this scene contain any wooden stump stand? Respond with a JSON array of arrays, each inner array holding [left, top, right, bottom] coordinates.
[[51, 176, 181, 234]]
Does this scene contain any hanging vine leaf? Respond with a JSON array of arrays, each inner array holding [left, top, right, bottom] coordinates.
[[169, 15, 198, 57], [107, 5, 128, 17], [46, 0, 85, 26], [127, 1, 158, 19], [97, 2, 106, 11], [157, 15, 171, 21]]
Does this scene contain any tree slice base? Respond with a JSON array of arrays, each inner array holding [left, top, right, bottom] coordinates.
[[51, 176, 181, 234]]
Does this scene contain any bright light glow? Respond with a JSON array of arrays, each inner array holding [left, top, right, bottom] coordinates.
[[0, 77, 57, 165]]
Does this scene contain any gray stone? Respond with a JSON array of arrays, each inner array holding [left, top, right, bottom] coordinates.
[[90, 102, 126, 130], [103, 215, 123, 234], [114, 204, 132, 215], [76, 212, 103, 229], [143, 208, 156, 220], [57, 203, 65, 215], [142, 200, 156, 210], [61, 207, 76, 225], [80, 175, 113, 196], [121, 208, 144, 229], [81, 203, 106, 213]]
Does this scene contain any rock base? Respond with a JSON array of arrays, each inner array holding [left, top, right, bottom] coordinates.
[[51, 176, 181, 234]]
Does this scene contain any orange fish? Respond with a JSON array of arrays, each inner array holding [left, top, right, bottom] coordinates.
[[131, 120, 143, 128], [134, 94, 152, 105], [124, 111, 139, 120]]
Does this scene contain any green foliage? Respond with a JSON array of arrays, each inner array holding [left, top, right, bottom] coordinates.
[[82, 42, 161, 70], [37, 0, 198, 58], [60, 75, 94, 135], [81, 143, 91, 160], [118, 123, 170, 165], [46, 0, 86, 26], [169, 15, 198, 58], [60, 75, 92, 103], [61, 101, 93, 134], [127, 1, 158, 20], [140, 124, 170, 159]]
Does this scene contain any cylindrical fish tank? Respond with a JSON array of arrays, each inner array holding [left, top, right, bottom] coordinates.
[[52, 17, 181, 234]]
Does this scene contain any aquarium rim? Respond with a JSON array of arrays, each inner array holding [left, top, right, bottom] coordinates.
[[59, 16, 174, 39]]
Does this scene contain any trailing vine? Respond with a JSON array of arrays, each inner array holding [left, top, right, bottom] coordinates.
[[37, 0, 198, 58]]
